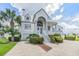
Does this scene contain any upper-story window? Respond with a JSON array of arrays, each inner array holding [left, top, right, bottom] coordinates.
[[25, 14, 30, 21], [26, 17, 29, 20]]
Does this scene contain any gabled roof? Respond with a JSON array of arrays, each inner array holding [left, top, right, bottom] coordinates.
[[33, 8, 51, 21]]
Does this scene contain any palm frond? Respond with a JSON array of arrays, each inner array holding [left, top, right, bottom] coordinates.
[[15, 15, 21, 26], [11, 10, 16, 19], [5, 8, 11, 18], [0, 10, 8, 21]]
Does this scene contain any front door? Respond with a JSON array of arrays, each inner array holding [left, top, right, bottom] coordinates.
[[37, 17, 46, 35], [37, 26, 43, 35]]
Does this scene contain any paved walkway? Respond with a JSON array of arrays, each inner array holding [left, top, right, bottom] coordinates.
[[5, 40, 79, 56]]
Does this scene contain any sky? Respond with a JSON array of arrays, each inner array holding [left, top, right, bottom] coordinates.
[[64, 3, 79, 17], [61, 3, 79, 29], [0, 3, 19, 15], [0, 3, 79, 31]]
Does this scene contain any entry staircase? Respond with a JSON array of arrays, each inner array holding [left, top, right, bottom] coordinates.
[[43, 30, 50, 43]]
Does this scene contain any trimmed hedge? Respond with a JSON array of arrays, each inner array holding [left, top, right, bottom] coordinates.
[[28, 34, 44, 44], [8, 37, 11, 41], [8, 34, 21, 42], [14, 36, 20, 42], [49, 33, 63, 43], [29, 34, 39, 37], [65, 34, 76, 40], [53, 33, 61, 36], [54, 36, 63, 43], [29, 37, 43, 44], [14, 34, 21, 42]]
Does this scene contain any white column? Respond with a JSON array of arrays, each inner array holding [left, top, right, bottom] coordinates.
[[34, 21, 38, 34], [50, 25, 52, 34]]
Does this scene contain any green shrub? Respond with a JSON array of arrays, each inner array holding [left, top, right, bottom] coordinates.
[[28, 34, 44, 44], [53, 33, 61, 36], [40, 37, 44, 43], [14, 35, 21, 42], [0, 37, 9, 44], [65, 34, 76, 40], [54, 36, 63, 43], [13, 34, 21, 42], [8, 34, 21, 42], [8, 37, 12, 41], [29, 34, 39, 37], [49, 35, 56, 43], [77, 35, 79, 38], [29, 36, 44, 44], [48, 35, 52, 39], [49, 33, 63, 43], [0, 31, 4, 34]]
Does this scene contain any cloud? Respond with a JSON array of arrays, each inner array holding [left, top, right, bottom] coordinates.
[[60, 7, 64, 13], [45, 3, 63, 14], [45, 4, 53, 13], [11, 3, 64, 23], [45, 3, 63, 21], [11, 3, 47, 15], [71, 14, 79, 22], [63, 13, 79, 26], [59, 22, 79, 34], [59, 13, 79, 30], [11, 3, 63, 17], [11, 3, 64, 29], [59, 22, 79, 29], [52, 14, 63, 20]]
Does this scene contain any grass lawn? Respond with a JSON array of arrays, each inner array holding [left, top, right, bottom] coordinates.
[[0, 42, 16, 56], [0, 37, 17, 56]]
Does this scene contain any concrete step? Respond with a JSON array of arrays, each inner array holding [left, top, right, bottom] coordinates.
[[43, 35, 50, 43]]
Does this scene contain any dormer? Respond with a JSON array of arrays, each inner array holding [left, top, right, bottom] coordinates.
[[21, 9, 31, 21], [25, 14, 31, 21]]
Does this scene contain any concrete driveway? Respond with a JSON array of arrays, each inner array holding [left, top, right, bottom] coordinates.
[[5, 40, 79, 56]]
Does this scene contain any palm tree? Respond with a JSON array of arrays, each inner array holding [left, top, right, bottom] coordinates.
[[15, 15, 21, 26], [0, 8, 21, 41]]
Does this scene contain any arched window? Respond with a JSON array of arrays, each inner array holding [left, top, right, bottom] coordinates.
[[25, 14, 30, 21], [37, 20, 43, 26], [26, 17, 29, 20]]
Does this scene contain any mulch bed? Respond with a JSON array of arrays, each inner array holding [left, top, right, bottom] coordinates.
[[38, 44, 52, 52]]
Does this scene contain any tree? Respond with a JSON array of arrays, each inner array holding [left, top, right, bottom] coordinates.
[[0, 8, 21, 41]]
